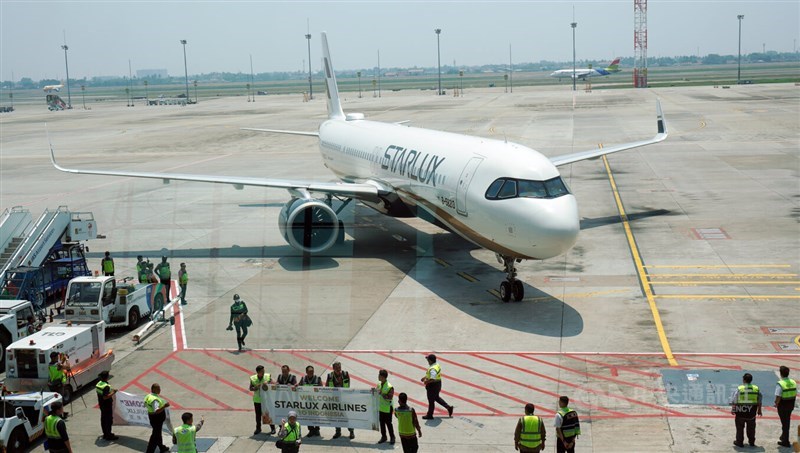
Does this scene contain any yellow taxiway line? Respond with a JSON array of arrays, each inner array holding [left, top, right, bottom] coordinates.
[[647, 273, 797, 278], [643, 264, 792, 269], [602, 156, 677, 366], [654, 295, 800, 300], [650, 281, 800, 285]]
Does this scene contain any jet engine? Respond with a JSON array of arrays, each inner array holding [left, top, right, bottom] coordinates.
[[279, 198, 341, 253]]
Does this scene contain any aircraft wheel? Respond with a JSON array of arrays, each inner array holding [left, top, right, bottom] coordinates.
[[499, 281, 512, 302], [512, 280, 524, 302]]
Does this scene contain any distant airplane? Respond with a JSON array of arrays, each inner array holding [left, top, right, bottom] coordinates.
[[42, 82, 64, 93], [50, 35, 666, 302], [550, 58, 622, 81]]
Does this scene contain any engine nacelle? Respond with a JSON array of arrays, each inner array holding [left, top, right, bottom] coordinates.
[[279, 198, 340, 253]]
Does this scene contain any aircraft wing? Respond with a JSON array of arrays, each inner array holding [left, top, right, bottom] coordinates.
[[241, 127, 319, 137], [49, 141, 381, 202], [549, 100, 667, 167]]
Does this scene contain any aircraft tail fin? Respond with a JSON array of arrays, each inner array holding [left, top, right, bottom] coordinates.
[[321, 32, 345, 120], [606, 58, 621, 72]]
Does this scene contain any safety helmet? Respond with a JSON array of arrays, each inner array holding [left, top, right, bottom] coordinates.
[[233, 294, 240, 301]]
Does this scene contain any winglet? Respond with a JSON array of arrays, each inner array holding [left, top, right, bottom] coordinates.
[[656, 99, 666, 136], [46, 124, 64, 171], [320, 32, 345, 120]]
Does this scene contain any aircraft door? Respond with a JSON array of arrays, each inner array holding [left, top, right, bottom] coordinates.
[[456, 157, 483, 216]]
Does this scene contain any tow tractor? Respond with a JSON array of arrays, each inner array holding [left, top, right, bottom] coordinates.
[[63, 275, 168, 329], [0, 300, 41, 372], [0, 391, 62, 453]]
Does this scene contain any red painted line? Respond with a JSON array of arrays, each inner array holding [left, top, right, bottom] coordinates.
[[562, 354, 662, 378], [171, 288, 184, 352], [431, 355, 616, 417], [171, 355, 250, 396], [200, 350, 254, 375], [132, 381, 152, 394], [153, 368, 233, 410], [247, 350, 293, 370], [129, 380, 193, 410], [120, 352, 176, 391], [606, 355, 674, 368], [610, 367, 619, 377], [718, 356, 787, 369], [473, 353, 687, 416], [676, 357, 741, 369], [518, 354, 665, 393]]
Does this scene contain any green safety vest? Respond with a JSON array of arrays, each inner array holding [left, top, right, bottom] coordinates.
[[45, 414, 62, 439], [395, 406, 415, 436], [158, 264, 170, 279], [96, 380, 110, 399], [737, 384, 760, 405], [144, 393, 167, 414], [251, 374, 269, 403], [519, 415, 542, 448], [558, 407, 581, 437], [49, 364, 66, 384], [173, 423, 197, 453], [282, 422, 301, 442], [137, 263, 147, 280], [426, 363, 442, 382], [778, 378, 797, 400], [179, 270, 189, 284], [102, 258, 114, 273], [377, 381, 394, 413], [327, 371, 350, 388], [231, 301, 247, 315]]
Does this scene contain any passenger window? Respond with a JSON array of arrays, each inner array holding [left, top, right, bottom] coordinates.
[[497, 180, 517, 199], [545, 177, 569, 197], [485, 179, 505, 199], [518, 180, 547, 198]]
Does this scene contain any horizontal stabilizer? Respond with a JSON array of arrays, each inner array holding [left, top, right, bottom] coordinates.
[[241, 127, 319, 137]]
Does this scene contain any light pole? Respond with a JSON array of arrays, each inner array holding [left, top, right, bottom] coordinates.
[[737, 15, 744, 83], [61, 44, 72, 108], [143, 80, 148, 102], [357, 71, 362, 98], [180, 40, 189, 101], [459, 70, 463, 96], [247, 83, 251, 102], [571, 21, 577, 92], [305, 33, 313, 100], [435, 29, 442, 95], [193, 80, 198, 103], [81, 84, 86, 109]]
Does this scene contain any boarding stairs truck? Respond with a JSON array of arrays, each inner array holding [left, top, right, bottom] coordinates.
[[4, 321, 113, 403], [45, 94, 67, 111], [63, 276, 170, 329], [0, 206, 97, 309], [0, 391, 62, 453], [0, 300, 42, 372]]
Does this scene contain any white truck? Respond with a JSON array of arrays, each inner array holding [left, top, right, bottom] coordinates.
[[4, 321, 113, 403], [0, 300, 41, 372], [63, 276, 168, 329], [0, 391, 62, 453]]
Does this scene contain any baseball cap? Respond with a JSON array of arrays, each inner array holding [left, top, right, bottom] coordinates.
[[288, 411, 297, 418]]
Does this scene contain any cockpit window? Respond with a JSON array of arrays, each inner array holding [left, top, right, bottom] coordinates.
[[485, 177, 570, 200]]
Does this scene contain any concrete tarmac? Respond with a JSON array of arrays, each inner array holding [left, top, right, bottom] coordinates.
[[1, 84, 798, 452]]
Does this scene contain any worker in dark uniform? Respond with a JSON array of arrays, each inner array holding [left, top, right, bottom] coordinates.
[[44, 401, 72, 453], [298, 365, 322, 437], [554, 396, 579, 453], [144, 383, 171, 453], [227, 294, 249, 351], [96, 370, 118, 441], [326, 361, 355, 439], [395, 392, 422, 453], [250, 365, 276, 435], [775, 366, 796, 448], [730, 372, 762, 447], [101, 251, 115, 276], [377, 369, 395, 445], [154, 256, 171, 302], [277, 365, 298, 386], [420, 354, 453, 419], [515, 403, 546, 453]]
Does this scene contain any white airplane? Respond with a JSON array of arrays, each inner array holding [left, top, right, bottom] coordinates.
[[43, 82, 64, 93], [550, 58, 621, 81], [50, 33, 667, 302]]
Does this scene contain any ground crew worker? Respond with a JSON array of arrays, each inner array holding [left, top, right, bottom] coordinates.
[[101, 251, 115, 276], [178, 263, 188, 305], [298, 365, 322, 437], [172, 412, 204, 453], [277, 365, 298, 386], [420, 354, 453, 419], [515, 403, 546, 453], [137, 256, 148, 283], [45, 401, 72, 453], [395, 392, 421, 453], [554, 396, 579, 453], [155, 256, 171, 301], [250, 365, 276, 435], [96, 370, 118, 441], [145, 383, 171, 453], [278, 411, 302, 453], [326, 361, 355, 439], [227, 294, 249, 351], [48, 352, 69, 417], [377, 369, 396, 444], [776, 366, 797, 448], [730, 372, 763, 447]]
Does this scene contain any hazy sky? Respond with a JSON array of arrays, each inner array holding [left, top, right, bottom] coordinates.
[[2, 1, 798, 81]]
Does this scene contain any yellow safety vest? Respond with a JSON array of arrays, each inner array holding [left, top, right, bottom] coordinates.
[[395, 406, 415, 436], [251, 373, 270, 403], [144, 393, 167, 414], [158, 264, 171, 279], [48, 364, 66, 384], [519, 415, 542, 448], [377, 381, 394, 413], [45, 414, 62, 439], [282, 422, 301, 442], [179, 270, 188, 285], [778, 378, 797, 400], [173, 423, 197, 453], [426, 363, 442, 382], [102, 257, 114, 273], [737, 384, 759, 405]]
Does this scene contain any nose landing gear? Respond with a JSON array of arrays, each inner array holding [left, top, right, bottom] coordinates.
[[497, 254, 524, 302]]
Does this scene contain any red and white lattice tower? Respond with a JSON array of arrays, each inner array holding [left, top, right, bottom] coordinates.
[[633, 0, 648, 87]]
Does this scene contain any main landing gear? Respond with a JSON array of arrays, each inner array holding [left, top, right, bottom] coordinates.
[[497, 254, 524, 302]]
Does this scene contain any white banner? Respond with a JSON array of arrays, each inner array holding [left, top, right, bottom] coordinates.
[[112, 390, 175, 434], [260, 385, 379, 431]]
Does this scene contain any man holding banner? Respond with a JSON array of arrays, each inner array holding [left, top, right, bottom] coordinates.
[[377, 369, 396, 445], [327, 362, 355, 440]]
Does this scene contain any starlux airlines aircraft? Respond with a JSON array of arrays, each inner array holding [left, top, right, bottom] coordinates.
[[51, 33, 667, 302], [550, 58, 622, 81]]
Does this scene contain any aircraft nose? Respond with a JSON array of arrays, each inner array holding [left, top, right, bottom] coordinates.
[[529, 195, 579, 258]]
